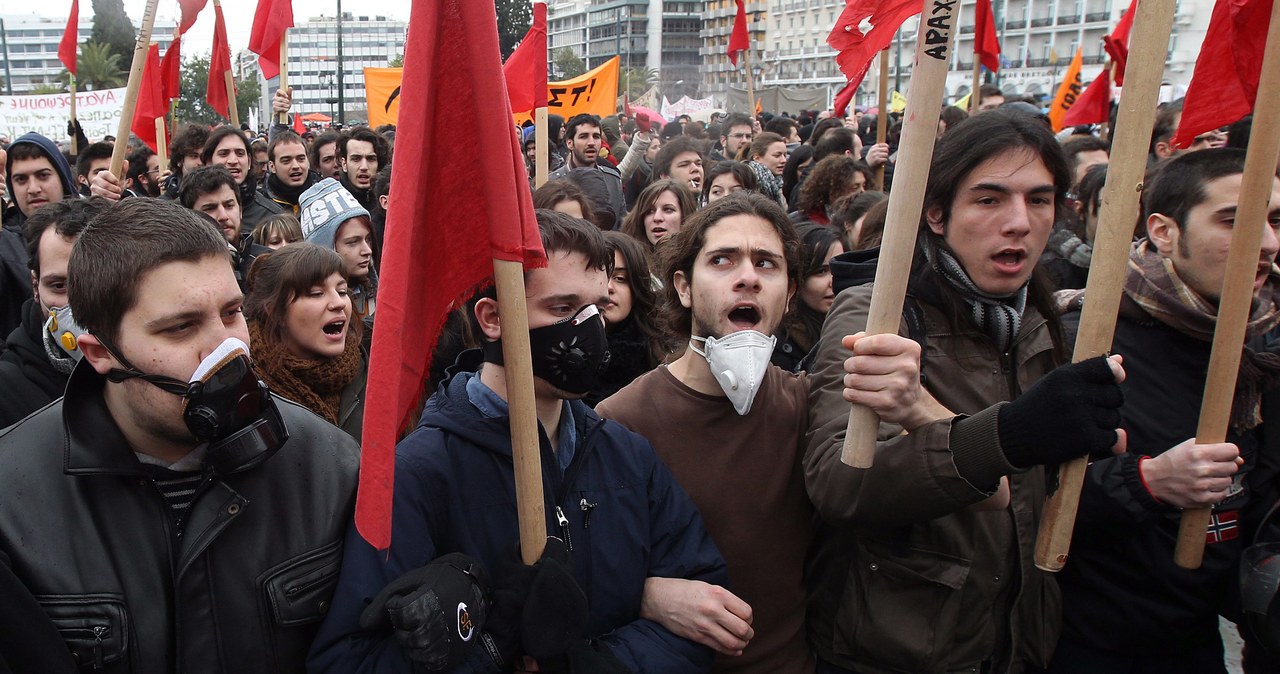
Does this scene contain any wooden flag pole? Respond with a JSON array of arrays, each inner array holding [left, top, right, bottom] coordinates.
[[876, 49, 889, 188], [969, 59, 981, 114], [535, 107, 549, 187], [69, 74, 78, 155], [744, 45, 756, 116], [277, 34, 290, 125], [1033, 0, 1177, 571], [225, 70, 240, 128], [109, 0, 158, 177], [155, 117, 168, 171], [493, 258, 549, 564], [840, 0, 957, 468], [1175, 0, 1280, 570]]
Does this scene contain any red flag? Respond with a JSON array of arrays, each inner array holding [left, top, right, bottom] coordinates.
[[293, 113, 306, 135], [131, 44, 168, 152], [160, 36, 181, 102], [727, 0, 750, 66], [1104, 0, 1137, 85], [1062, 70, 1113, 127], [1172, 0, 1271, 148], [833, 79, 857, 116], [178, 0, 209, 35], [357, 0, 547, 550], [827, 0, 922, 91], [59, 0, 79, 76], [249, 0, 294, 81], [974, 0, 1001, 73], [206, 2, 232, 119], [502, 1, 548, 113]]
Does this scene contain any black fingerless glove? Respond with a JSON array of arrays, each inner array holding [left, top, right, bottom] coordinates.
[[482, 537, 589, 668], [998, 356, 1123, 468]]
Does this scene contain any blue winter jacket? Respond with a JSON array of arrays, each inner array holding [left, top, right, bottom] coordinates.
[[308, 366, 728, 673]]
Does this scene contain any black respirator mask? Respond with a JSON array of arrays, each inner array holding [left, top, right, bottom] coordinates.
[[104, 337, 288, 474], [483, 304, 611, 396]]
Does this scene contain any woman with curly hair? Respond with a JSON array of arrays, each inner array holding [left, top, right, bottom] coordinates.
[[620, 179, 698, 253], [585, 231, 668, 406], [792, 155, 877, 226]]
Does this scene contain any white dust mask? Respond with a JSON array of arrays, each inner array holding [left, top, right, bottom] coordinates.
[[689, 330, 776, 415]]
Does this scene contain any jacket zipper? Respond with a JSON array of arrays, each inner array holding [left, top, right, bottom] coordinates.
[[549, 417, 606, 551], [59, 625, 109, 668], [285, 571, 334, 599]]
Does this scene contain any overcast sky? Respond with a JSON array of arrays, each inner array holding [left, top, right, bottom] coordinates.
[[0, 0, 412, 55]]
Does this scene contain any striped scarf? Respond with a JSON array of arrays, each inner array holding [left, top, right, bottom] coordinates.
[[928, 245, 1029, 353]]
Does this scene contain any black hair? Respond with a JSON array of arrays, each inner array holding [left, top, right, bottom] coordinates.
[[24, 196, 109, 275], [75, 142, 114, 181], [1143, 148, 1258, 234], [178, 165, 242, 209]]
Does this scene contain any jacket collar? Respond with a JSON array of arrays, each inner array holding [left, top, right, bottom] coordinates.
[[62, 360, 148, 476]]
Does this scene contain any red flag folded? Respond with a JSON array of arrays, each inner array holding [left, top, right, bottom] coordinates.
[[1172, 0, 1271, 148], [503, 1, 548, 114], [357, 0, 547, 550], [59, 0, 79, 76], [206, 2, 232, 119], [728, 0, 750, 66], [833, 79, 857, 116], [1062, 70, 1113, 127], [1104, 0, 1137, 85], [293, 112, 306, 135], [827, 0, 922, 91], [974, 0, 1001, 72], [178, 0, 209, 35], [249, 0, 294, 81], [131, 44, 168, 152], [160, 36, 181, 102]]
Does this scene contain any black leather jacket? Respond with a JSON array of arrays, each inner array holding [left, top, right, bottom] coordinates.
[[0, 363, 360, 672]]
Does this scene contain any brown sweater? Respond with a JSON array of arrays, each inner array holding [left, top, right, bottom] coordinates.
[[597, 365, 815, 674]]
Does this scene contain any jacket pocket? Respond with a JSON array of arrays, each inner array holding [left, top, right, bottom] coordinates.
[[833, 544, 971, 671], [37, 593, 130, 670], [262, 540, 342, 627]]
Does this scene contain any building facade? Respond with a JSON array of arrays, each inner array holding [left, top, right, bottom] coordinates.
[[0, 14, 176, 94]]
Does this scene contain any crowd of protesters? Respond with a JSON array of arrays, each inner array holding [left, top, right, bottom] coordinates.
[[1, 76, 1279, 674]]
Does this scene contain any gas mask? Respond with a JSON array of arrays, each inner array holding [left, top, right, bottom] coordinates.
[[104, 337, 288, 474], [690, 330, 777, 415], [43, 305, 88, 374], [484, 304, 611, 396]]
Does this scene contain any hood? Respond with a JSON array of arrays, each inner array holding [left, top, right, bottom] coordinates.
[[830, 247, 883, 295], [5, 133, 78, 213], [299, 177, 370, 249]]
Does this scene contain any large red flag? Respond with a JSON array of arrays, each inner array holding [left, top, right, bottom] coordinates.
[[160, 36, 181, 102], [974, 0, 1001, 72], [206, 2, 232, 119], [131, 44, 168, 152], [59, 0, 78, 76], [1172, 0, 1271, 148], [503, 1, 548, 114], [727, 0, 750, 66], [357, 0, 547, 550], [833, 79, 857, 116], [249, 0, 294, 81], [827, 0, 921, 91], [1104, 0, 1138, 85], [178, 0, 209, 35], [1062, 69, 1113, 127]]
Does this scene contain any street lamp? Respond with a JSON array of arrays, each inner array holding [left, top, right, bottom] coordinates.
[[321, 72, 337, 126]]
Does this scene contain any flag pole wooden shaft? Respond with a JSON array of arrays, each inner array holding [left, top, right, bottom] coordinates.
[[841, 0, 957, 469], [225, 71, 240, 128], [277, 34, 290, 126], [535, 106, 549, 187], [876, 49, 889, 188], [969, 59, 981, 114], [69, 74, 78, 156], [1033, 0, 1176, 571], [110, 0, 158, 177], [1175, 0, 1280, 570], [155, 117, 168, 171], [493, 258, 549, 565], [744, 46, 756, 116]]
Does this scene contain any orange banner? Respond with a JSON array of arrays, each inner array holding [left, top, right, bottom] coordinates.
[[514, 57, 619, 126], [1047, 48, 1084, 132], [364, 67, 403, 128]]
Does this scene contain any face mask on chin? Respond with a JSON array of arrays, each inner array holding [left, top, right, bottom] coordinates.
[[689, 330, 777, 415]]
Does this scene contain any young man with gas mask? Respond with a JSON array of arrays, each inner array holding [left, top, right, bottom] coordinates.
[[0, 198, 359, 672], [0, 198, 105, 427], [595, 192, 817, 674], [309, 210, 729, 674], [804, 109, 1127, 673]]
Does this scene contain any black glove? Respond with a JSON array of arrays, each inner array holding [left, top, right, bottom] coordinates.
[[998, 356, 1123, 468], [537, 640, 633, 674], [359, 553, 489, 671], [482, 537, 589, 668]]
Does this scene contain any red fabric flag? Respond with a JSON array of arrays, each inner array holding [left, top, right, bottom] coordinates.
[[249, 0, 294, 81], [160, 36, 181, 102], [178, 0, 209, 35], [728, 0, 750, 66], [833, 79, 857, 116], [1172, 0, 1271, 148], [356, 0, 547, 550], [206, 2, 232, 119], [59, 0, 79, 76], [974, 0, 1001, 72], [502, 1, 548, 113], [1104, 0, 1138, 85], [827, 0, 922, 91], [1062, 70, 1113, 127], [130, 44, 168, 152], [293, 112, 306, 135]]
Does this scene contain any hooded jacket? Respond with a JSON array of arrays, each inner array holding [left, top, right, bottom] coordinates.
[[309, 362, 729, 673], [3, 133, 78, 234], [0, 299, 69, 428]]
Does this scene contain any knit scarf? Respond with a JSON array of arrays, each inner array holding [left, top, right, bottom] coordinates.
[[248, 320, 362, 425], [1124, 239, 1280, 431], [748, 160, 785, 207], [266, 172, 314, 207], [928, 245, 1028, 353]]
